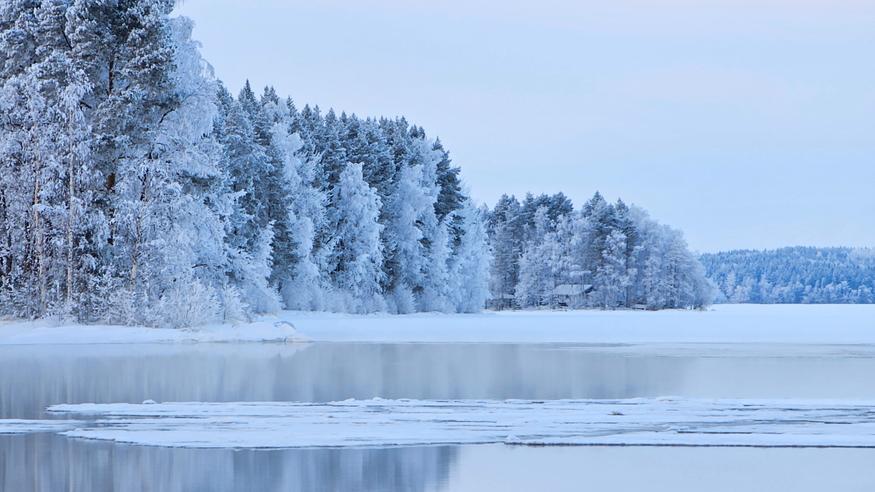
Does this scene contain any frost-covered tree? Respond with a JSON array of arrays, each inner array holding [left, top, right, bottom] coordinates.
[[108, 12, 231, 327], [382, 136, 442, 312], [1, 1, 720, 327], [593, 229, 630, 308], [214, 85, 278, 314], [0, 0, 99, 318], [487, 195, 524, 308], [516, 207, 559, 308], [489, 192, 713, 310], [274, 126, 328, 311], [701, 247, 875, 304], [432, 138, 464, 223], [327, 163, 385, 313], [0, 1, 240, 325], [419, 217, 452, 312], [447, 201, 492, 312], [259, 88, 308, 293]]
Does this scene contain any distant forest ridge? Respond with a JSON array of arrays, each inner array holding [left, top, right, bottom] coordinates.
[[701, 247, 875, 304]]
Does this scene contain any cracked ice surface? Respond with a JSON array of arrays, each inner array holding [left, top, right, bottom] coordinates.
[[45, 398, 875, 449]]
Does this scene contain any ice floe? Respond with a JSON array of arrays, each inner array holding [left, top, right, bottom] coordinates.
[[45, 398, 875, 449], [0, 419, 83, 434]]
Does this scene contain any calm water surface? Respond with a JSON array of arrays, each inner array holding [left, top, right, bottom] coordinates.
[[2, 342, 875, 491]]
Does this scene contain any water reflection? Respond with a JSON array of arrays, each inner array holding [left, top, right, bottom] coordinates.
[[0, 433, 454, 492], [4, 342, 875, 491], [4, 343, 875, 419], [0, 343, 689, 418]]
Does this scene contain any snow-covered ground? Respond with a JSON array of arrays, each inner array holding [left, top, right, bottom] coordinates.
[[277, 304, 875, 344], [0, 304, 873, 345], [0, 319, 306, 345], [43, 397, 875, 449]]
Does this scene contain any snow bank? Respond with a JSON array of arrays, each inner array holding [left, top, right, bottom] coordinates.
[[1, 304, 872, 345], [0, 319, 307, 345], [280, 304, 875, 344], [46, 398, 875, 449]]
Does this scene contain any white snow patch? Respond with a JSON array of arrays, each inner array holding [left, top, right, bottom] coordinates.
[[279, 304, 875, 344], [46, 398, 875, 449], [0, 318, 308, 345], [1, 304, 873, 345]]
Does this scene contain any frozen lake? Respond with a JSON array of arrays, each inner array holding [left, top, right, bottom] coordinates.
[[3, 332, 875, 491]]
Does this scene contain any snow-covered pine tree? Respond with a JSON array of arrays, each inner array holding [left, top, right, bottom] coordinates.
[[384, 164, 429, 313], [432, 138, 464, 223], [68, 0, 183, 323], [280, 181, 327, 311], [328, 163, 385, 313], [258, 86, 303, 294], [700, 247, 875, 304], [0, 0, 61, 317], [382, 134, 442, 313], [593, 229, 630, 309], [2, 1, 719, 325], [516, 207, 559, 308], [447, 200, 492, 313], [213, 84, 279, 314], [487, 195, 524, 308], [579, 192, 616, 285], [488, 192, 713, 311], [1, 0, 108, 320], [419, 216, 453, 312], [263, 91, 328, 310], [58, 0, 232, 326], [126, 13, 230, 328], [613, 199, 639, 307]]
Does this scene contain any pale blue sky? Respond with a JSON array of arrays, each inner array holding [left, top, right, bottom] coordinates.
[[175, 0, 875, 252]]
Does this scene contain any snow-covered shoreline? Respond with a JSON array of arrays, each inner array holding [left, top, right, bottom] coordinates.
[[0, 319, 307, 345], [277, 304, 875, 344], [0, 304, 873, 346]]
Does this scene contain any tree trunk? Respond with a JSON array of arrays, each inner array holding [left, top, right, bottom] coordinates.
[[66, 138, 75, 311], [130, 169, 150, 289], [32, 159, 45, 316]]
